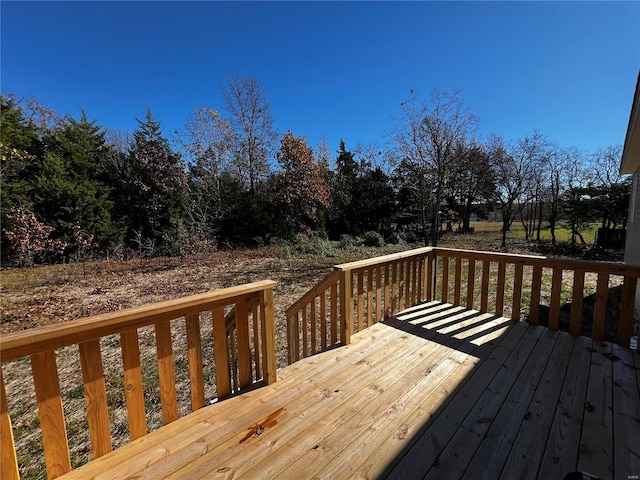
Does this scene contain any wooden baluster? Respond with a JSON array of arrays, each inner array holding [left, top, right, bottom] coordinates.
[[529, 266, 543, 325], [229, 328, 238, 392], [481, 261, 490, 312], [1, 369, 19, 480], [466, 258, 476, 310], [235, 299, 252, 389], [330, 283, 338, 345], [310, 296, 317, 354], [155, 320, 178, 425], [302, 304, 308, 358], [412, 258, 418, 305], [391, 262, 398, 313], [320, 290, 327, 350], [384, 263, 391, 316], [293, 310, 301, 362], [367, 268, 374, 327], [425, 253, 434, 302], [120, 328, 147, 440], [569, 270, 585, 336], [441, 255, 450, 303], [619, 276, 637, 347], [397, 261, 404, 311], [31, 350, 71, 479], [340, 270, 353, 345], [454, 256, 462, 306], [496, 261, 506, 317], [79, 339, 112, 458], [592, 273, 609, 341], [287, 313, 295, 365], [417, 257, 423, 303], [356, 271, 365, 330], [404, 260, 411, 309], [549, 267, 563, 330], [185, 313, 205, 411], [375, 265, 382, 323], [252, 301, 262, 379], [259, 287, 277, 385], [512, 263, 524, 321], [213, 306, 231, 398]]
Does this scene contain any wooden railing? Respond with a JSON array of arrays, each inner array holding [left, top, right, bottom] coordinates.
[[1, 280, 277, 480], [287, 247, 640, 363], [431, 248, 639, 346], [286, 247, 434, 363]]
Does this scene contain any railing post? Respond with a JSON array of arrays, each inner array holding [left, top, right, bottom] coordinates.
[[1, 370, 19, 480], [31, 350, 71, 479], [260, 287, 277, 385], [619, 276, 637, 348], [340, 269, 353, 345], [426, 251, 434, 302]]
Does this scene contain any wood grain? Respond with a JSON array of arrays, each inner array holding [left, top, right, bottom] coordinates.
[[186, 313, 205, 411], [120, 328, 147, 440], [1, 369, 19, 480], [155, 320, 179, 425], [79, 339, 112, 457], [213, 306, 231, 399], [31, 350, 71, 478]]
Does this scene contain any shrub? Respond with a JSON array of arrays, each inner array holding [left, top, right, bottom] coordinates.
[[293, 234, 338, 257], [339, 234, 362, 249], [363, 231, 385, 247]]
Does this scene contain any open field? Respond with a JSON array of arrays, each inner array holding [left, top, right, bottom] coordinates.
[[0, 228, 625, 478], [470, 220, 601, 243]]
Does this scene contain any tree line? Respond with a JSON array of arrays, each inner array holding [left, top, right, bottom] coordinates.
[[0, 76, 630, 266]]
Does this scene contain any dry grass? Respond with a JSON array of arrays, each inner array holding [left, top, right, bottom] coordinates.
[[1, 243, 413, 478]]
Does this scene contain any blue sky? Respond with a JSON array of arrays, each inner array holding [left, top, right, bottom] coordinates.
[[2, 1, 639, 156]]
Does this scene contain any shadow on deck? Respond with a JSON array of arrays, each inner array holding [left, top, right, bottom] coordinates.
[[59, 302, 640, 480]]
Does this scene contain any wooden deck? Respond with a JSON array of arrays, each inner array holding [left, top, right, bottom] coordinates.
[[59, 301, 640, 480]]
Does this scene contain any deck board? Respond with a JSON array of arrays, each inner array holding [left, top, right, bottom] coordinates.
[[59, 302, 639, 480], [578, 340, 614, 479], [538, 335, 593, 479], [498, 330, 576, 480]]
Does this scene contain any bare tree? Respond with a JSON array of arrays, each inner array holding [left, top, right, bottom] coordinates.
[[592, 145, 630, 229], [593, 145, 624, 187], [451, 140, 495, 233], [562, 148, 590, 247], [176, 107, 232, 247], [391, 90, 477, 245], [354, 142, 385, 174], [314, 136, 333, 170], [221, 75, 278, 192], [103, 128, 134, 180], [489, 131, 547, 249]]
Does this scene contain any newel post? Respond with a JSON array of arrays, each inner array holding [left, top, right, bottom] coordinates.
[[339, 269, 353, 345], [260, 286, 278, 385]]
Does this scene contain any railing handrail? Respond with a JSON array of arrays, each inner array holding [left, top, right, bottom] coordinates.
[[286, 246, 640, 365], [431, 247, 640, 276], [285, 271, 340, 318], [1, 280, 277, 362], [333, 247, 434, 272]]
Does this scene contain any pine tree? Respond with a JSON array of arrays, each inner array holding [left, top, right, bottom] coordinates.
[[42, 111, 119, 250], [128, 109, 188, 255], [1, 95, 44, 259]]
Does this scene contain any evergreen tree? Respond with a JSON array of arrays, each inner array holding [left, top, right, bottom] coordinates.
[[328, 140, 358, 237], [128, 109, 188, 255], [42, 111, 119, 250], [1, 95, 45, 260]]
